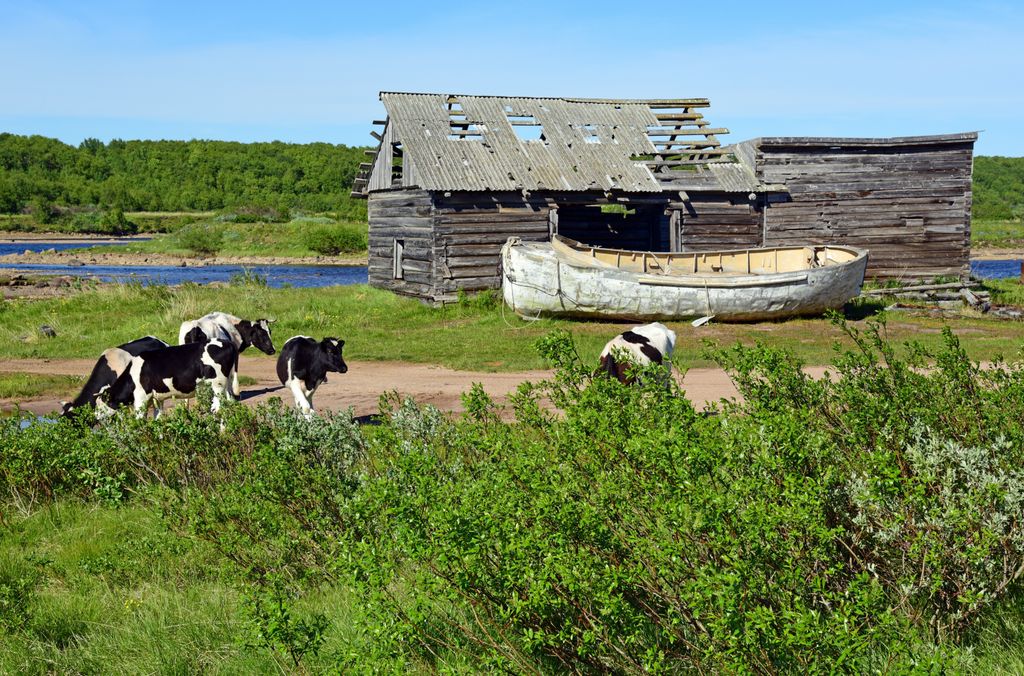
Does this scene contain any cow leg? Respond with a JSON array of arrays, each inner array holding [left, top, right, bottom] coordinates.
[[231, 354, 241, 398], [287, 379, 314, 419], [153, 399, 165, 419], [210, 380, 225, 413]]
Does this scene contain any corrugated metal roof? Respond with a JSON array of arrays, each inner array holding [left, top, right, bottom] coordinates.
[[353, 92, 792, 196], [380, 92, 668, 193]]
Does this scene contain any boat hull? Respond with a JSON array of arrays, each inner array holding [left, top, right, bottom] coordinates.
[[500, 239, 868, 322]]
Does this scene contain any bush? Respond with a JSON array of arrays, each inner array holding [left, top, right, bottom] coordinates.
[[302, 224, 367, 255], [6, 321, 1024, 670], [98, 207, 138, 235], [176, 223, 225, 256]]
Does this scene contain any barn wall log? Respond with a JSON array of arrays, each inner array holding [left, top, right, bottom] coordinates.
[[367, 189, 438, 299], [431, 192, 556, 297], [675, 193, 761, 250], [756, 138, 974, 280]]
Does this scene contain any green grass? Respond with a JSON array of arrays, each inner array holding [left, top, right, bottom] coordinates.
[[82, 216, 368, 259], [973, 218, 1024, 248], [0, 499, 381, 673], [1, 282, 1023, 371], [0, 374, 83, 400]]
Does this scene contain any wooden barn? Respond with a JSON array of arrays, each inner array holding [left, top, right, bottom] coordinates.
[[352, 92, 977, 302]]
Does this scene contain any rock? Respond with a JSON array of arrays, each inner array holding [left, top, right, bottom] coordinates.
[[44, 248, 57, 254], [55, 276, 73, 287], [23, 249, 32, 255], [34, 279, 49, 288], [180, 261, 187, 267], [68, 259, 85, 267], [39, 325, 57, 338]]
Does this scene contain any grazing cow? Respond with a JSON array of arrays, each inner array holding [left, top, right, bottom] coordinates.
[[178, 312, 275, 396], [598, 322, 677, 385], [61, 335, 169, 416], [276, 336, 347, 418], [96, 339, 238, 418]]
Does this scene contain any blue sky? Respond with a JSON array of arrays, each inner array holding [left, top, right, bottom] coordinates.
[[1, 1, 1021, 155]]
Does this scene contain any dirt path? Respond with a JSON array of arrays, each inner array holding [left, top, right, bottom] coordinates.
[[0, 355, 767, 417]]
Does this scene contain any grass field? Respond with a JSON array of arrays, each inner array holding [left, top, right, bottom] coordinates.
[[95, 216, 368, 258], [974, 217, 1024, 248], [2, 280, 1024, 372], [0, 500, 375, 673], [0, 374, 83, 401]]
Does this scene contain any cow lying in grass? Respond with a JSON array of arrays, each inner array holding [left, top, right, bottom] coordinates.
[[179, 311, 275, 396], [276, 336, 347, 419], [61, 335, 169, 416], [96, 339, 238, 419], [598, 322, 676, 385]]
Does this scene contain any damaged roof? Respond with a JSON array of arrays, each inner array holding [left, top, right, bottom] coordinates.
[[354, 92, 767, 196]]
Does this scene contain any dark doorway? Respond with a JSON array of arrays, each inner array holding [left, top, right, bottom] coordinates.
[[555, 204, 669, 251]]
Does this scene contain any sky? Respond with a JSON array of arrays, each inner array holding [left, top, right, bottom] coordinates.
[[0, 0, 1021, 155]]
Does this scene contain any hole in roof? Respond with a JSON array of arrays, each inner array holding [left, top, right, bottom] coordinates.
[[581, 124, 600, 144], [447, 96, 484, 140], [508, 113, 545, 142]]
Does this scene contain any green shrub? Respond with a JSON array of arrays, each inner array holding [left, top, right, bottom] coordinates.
[[302, 224, 367, 255], [176, 223, 225, 256], [6, 319, 1024, 670], [98, 207, 138, 235]]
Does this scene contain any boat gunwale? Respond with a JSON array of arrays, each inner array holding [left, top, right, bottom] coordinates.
[[542, 234, 868, 281]]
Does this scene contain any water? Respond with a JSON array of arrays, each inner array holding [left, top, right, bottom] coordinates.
[[0, 238, 149, 256], [2, 262, 368, 288], [970, 259, 1023, 280]]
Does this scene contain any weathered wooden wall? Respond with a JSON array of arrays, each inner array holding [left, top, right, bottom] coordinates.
[[367, 189, 435, 298], [369, 190, 674, 302], [431, 192, 551, 301], [672, 193, 761, 250], [756, 135, 975, 279]]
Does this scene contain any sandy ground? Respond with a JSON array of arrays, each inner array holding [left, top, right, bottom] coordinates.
[[0, 353, 811, 418]]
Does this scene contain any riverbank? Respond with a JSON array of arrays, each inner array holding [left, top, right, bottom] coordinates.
[[3, 230, 1019, 267], [0, 246, 367, 268]]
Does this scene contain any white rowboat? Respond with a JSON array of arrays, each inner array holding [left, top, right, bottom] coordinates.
[[500, 235, 869, 322]]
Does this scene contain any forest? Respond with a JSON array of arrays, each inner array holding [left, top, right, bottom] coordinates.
[[0, 133, 1021, 223], [0, 133, 367, 218]]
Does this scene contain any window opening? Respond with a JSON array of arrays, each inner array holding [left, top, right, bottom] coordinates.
[[393, 239, 404, 279], [582, 124, 600, 144]]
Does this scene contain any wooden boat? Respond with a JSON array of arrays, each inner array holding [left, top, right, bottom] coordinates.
[[500, 235, 869, 322]]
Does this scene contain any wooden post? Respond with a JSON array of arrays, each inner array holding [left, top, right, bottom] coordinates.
[[1019, 260, 1024, 284]]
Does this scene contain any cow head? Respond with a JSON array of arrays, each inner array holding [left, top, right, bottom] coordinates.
[[93, 384, 118, 419], [239, 319, 276, 355], [321, 338, 348, 374]]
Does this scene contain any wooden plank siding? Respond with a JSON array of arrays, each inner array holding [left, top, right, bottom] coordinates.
[[672, 194, 761, 250], [756, 139, 974, 279], [367, 189, 436, 298], [431, 192, 552, 301]]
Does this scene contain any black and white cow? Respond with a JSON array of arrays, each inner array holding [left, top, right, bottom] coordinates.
[[61, 335, 169, 416], [276, 336, 347, 418], [178, 311, 275, 396], [598, 322, 677, 385], [96, 339, 238, 418]]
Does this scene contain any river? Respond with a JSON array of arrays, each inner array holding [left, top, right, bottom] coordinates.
[[1, 240, 1021, 287]]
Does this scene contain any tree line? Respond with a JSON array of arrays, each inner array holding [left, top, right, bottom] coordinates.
[[0, 132, 1020, 221], [0, 133, 369, 218], [973, 156, 1024, 220]]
